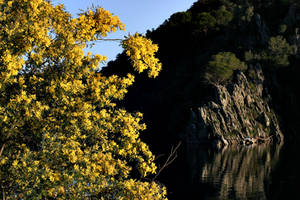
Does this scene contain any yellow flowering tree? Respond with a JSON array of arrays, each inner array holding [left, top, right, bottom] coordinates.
[[0, 0, 165, 199]]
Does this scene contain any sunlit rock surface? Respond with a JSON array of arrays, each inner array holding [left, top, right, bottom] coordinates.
[[183, 65, 283, 146]]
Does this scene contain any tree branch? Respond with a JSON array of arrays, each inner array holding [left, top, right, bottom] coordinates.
[[97, 38, 122, 42], [152, 141, 182, 181]]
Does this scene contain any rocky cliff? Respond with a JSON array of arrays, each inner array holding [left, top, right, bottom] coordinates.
[[182, 65, 283, 146]]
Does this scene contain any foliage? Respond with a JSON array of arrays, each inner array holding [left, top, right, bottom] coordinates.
[[194, 12, 217, 33], [232, 3, 254, 25], [205, 52, 247, 84], [192, 5, 233, 33], [168, 11, 192, 27], [122, 33, 162, 78], [245, 36, 296, 67], [0, 0, 165, 199], [188, 0, 222, 13], [268, 36, 296, 63], [213, 5, 233, 26], [161, 1, 233, 36]]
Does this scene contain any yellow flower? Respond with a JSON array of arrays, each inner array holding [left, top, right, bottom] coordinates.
[[49, 175, 55, 182], [58, 186, 65, 194], [12, 160, 18, 168], [3, 115, 7, 122]]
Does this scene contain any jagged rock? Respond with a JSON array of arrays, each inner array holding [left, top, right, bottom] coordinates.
[[182, 65, 283, 146]]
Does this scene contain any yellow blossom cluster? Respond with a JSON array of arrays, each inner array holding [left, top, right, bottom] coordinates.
[[0, 0, 166, 199], [74, 7, 126, 41], [123, 33, 162, 78]]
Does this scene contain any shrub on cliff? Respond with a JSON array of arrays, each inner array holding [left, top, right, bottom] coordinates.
[[245, 35, 296, 67], [205, 52, 247, 84]]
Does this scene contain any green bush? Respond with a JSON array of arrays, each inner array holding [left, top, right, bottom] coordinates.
[[205, 52, 248, 84], [213, 5, 233, 26], [193, 12, 217, 33], [268, 36, 295, 66], [245, 36, 296, 67], [168, 11, 192, 27]]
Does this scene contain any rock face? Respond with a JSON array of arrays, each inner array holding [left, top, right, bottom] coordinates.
[[182, 65, 283, 146]]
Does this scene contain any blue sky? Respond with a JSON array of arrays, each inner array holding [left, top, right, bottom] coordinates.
[[54, 0, 197, 62]]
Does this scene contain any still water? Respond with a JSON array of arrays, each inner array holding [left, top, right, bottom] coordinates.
[[163, 141, 299, 200]]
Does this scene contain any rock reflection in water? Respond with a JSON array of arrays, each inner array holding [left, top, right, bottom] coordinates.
[[186, 143, 283, 200]]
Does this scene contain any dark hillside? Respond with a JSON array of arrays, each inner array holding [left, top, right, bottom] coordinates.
[[102, 0, 300, 146], [101, 1, 300, 197]]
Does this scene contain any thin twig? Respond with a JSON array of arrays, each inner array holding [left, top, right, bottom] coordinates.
[[2, 187, 5, 200], [0, 145, 5, 159], [152, 141, 182, 181], [154, 154, 165, 161], [96, 38, 122, 42]]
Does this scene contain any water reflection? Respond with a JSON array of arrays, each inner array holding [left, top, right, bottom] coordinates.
[[184, 142, 283, 200]]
